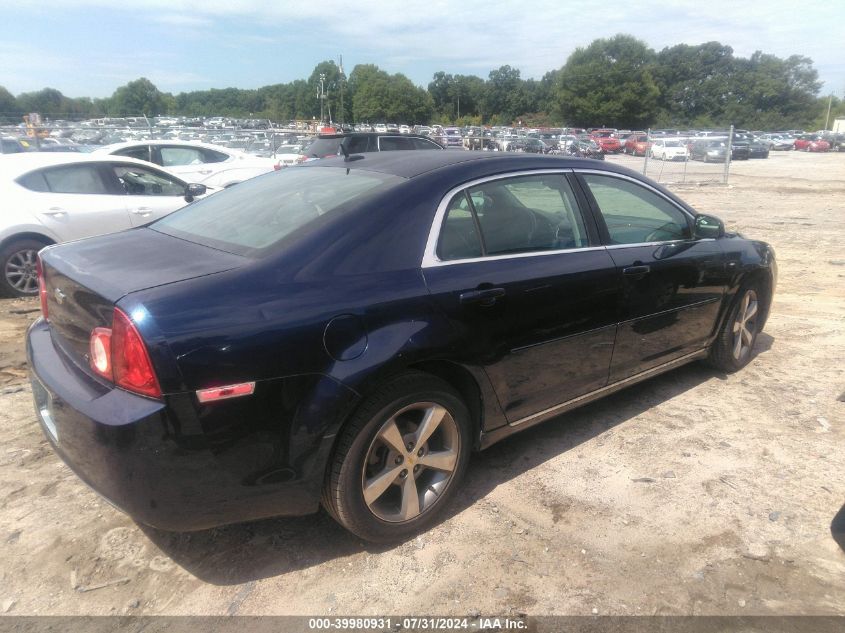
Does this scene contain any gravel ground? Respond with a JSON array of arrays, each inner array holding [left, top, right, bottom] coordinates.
[[0, 150, 843, 617]]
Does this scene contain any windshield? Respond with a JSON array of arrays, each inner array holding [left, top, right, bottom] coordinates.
[[152, 167, 403, 256]]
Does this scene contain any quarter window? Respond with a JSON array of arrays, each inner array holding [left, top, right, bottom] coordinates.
[[581, 174, 690, 244], [114, 145, 152, 162], [437, 193, 483, 261]]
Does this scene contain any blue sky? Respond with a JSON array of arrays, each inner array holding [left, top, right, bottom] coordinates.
[[3, 0, 844, 99]]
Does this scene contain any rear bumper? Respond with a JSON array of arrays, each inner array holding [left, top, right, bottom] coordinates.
[[27, 319, 357, 531]]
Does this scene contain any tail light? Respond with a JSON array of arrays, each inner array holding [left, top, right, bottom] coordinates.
[[36, 255, 48, 320], [88, 308, 161, 399], [273, 161, 282, 171]]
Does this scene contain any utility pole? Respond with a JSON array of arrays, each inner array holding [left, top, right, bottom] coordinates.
[[339, 55, 345, 128], [319, 73, 326, 124], [825, 94, 833, 130]]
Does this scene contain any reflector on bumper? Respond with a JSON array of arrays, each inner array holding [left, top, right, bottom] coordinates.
[[196, 382, 256, 403]]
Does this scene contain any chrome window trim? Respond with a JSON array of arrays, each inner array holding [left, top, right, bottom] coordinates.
[[422, 168, 593, 268], [421, 168, 704, 269]]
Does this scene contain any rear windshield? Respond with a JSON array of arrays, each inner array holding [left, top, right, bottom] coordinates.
[[304, 138, 343, 158], [152, 166, 403, 257]]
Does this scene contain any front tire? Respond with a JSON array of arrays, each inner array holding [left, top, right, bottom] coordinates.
[[708, 285, 762, 372], [323, 372, 472, 542], [1, 238, 48, 298]]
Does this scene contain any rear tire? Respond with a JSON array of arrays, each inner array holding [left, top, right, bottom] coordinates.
[[0, 238, 48, 298], [322, 372, 472, 542], [708, 284, 763, 372]]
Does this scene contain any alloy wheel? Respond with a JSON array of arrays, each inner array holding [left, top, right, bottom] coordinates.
[[5, 248, 39, 294], [732, 289, 758, 361], [361, 402, 460, 523]]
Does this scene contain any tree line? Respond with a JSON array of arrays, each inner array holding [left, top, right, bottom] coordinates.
[[1, 35, 841, 130]]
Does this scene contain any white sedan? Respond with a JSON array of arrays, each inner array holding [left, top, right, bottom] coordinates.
[[92, 140, 300, 189], [0, 153, 213, 297], [650, 139, 689, 161]]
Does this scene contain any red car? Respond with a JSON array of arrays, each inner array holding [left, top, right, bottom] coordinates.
[[623, 133, 651, 156], [793, 135, 830, 152], [591, 129, 622, 153]]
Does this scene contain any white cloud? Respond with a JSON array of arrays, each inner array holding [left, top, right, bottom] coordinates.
[[5, 0, 845, 94]]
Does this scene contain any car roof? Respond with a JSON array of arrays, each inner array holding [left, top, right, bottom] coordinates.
[[0, 152, 175, 179], [92, 140, 236, 153], [313, 133, 433, 140], [306, 150, 637, 180]]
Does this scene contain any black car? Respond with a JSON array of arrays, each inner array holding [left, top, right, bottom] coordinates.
[[506, 138, 548, 154], [565, 138, 605, 160], [28, 152, 776, 542], [689, 139, 728, 162], [303, 133, 444, 159], [822, 133, 845, 152]]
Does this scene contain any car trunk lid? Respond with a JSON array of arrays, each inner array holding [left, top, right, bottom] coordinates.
[[40, 228, 246, 366]]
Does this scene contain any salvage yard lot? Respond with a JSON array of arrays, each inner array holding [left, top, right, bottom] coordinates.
[[0, 151, 843, 616]]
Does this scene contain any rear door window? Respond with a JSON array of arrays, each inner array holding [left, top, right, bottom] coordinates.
[[436, 174, 589, 260], [378, 137, 413, 151], [41, 164, 111, 194], [159, 146, 209, 166]]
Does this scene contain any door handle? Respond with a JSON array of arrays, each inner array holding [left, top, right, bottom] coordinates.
[[459, 287, 506, 306], [132, 207, 153, 215], [622, 265, 651, 278], [44, 207, 66, 217], [198, 169, 213, 175]]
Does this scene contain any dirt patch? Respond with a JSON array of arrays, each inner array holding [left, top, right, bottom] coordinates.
[[0, 151, 843, 616]]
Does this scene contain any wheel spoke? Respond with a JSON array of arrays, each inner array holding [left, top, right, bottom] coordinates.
[[741, 325, 754, 346], [744, 300, 758, 322], [414, 405, 447, 448], [418, 448, 457, 473], [377, 419, 406, 454], [363, 464, 402, 505], [398, 474, 421, 520], [6, 262, 24, 271]]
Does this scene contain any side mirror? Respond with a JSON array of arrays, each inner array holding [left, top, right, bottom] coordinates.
[[184, 183, 207, 202], [694, 214, 724, 239]]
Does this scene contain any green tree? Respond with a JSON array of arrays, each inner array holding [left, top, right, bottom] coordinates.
[[0, 85, 18, 122], [350, 64, 433, 124], [109, 78, 166, 116], [16, 88, 66, 117], [654, 42, 736, 126], [554, 35, 660, 129]]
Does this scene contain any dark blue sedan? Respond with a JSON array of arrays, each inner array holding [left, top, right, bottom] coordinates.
[[27, 151, 776, 542]]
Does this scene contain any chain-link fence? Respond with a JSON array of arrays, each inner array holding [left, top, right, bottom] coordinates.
[[614, 126, 736, 185]]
